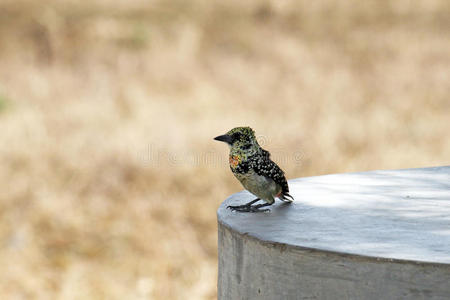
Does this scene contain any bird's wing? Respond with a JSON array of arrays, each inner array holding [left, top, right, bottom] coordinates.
[[249, 154, 290, 196], [261, 148, 271, 158]]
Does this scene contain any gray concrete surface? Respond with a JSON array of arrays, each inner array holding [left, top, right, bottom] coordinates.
[[217, 166, 450, 299]]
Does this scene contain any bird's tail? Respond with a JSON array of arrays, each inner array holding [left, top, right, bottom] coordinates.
[[280, 192, 294, 202]]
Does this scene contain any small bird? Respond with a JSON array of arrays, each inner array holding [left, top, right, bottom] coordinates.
[[214, 127, 294, 212]]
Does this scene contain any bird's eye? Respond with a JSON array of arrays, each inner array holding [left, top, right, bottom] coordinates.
[[232, 132, 242, 141]]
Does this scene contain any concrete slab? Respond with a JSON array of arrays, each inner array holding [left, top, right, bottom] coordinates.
[[217, 166, 450, 299]]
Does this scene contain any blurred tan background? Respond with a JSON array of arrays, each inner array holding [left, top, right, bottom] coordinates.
[[0, 0, 449, 299]]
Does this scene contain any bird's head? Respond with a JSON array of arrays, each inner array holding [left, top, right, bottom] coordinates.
[[214, 126, 259, 150]]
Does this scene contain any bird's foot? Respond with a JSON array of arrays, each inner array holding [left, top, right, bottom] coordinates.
[[227, 204, 270, 213]]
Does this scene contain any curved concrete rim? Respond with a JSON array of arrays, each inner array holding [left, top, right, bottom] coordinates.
[[218, 219, 450, 268]]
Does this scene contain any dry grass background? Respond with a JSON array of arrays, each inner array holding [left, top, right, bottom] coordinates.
[[0, 0, 449, 299]]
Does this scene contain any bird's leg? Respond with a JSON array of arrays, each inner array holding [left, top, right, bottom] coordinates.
[[247, 202, 272, 212], [228, 200, 272, 213], [227, 198, 260, 211]]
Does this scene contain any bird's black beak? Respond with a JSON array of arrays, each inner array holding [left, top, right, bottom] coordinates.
[[214, 134, 233, 144]]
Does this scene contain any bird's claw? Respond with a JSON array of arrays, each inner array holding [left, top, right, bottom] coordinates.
[[227, 204, 246, 210]]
